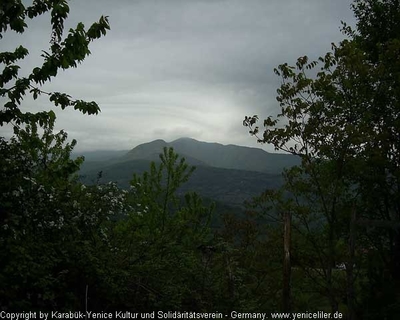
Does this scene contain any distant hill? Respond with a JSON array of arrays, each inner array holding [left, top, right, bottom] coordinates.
[[77, 138, 298, 209], [122, 139, 167, 161], [121, 139, 210, 167], [122, 137, 299, 174]]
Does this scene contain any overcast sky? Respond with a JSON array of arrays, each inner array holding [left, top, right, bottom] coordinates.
[[1, 0, 356, 152]]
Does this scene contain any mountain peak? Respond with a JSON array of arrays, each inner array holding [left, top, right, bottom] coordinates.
[[149, 139, 167, 144], [123, 139, 167, 161], [171, 137, 198, 143], [122, 137, 299, 173]]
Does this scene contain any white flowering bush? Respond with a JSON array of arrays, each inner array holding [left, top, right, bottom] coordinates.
[[0, 115, 133, 310]]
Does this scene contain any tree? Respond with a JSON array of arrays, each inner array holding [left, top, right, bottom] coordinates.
[[215, 199, 284, 313], [1, 0, 110, 128], [0, 113, 134, 310], [0, 0, 111, 310], [244, 0, 400, 318], [105, 147, 215, 311]]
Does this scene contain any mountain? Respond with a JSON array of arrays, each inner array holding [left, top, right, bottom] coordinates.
[[122, 139, 167, 161], [122, 137, 300, 174], [77, 138, 298, 210], [121, 139, 210, 166]]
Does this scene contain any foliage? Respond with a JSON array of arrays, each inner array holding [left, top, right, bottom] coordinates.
[[0, 121, 219, 310], [244, 0, 400, 318], [0, 0, 110, 128], [0, 0, 113, 311], [103, 147, 215, 311], [0, 112, 131, 310]]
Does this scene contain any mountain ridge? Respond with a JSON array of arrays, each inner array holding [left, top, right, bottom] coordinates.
[[77, 137, 298, 209], [122, 137, 300, 174]]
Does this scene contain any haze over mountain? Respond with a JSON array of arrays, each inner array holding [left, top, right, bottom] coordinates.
[[121, 137, 300, 174], [77, 138, 299, 208], [74, 149, 129, 162]]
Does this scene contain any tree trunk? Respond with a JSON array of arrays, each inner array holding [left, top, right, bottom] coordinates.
[[346, 207, 356, 320], [283, 211, 292, 312]]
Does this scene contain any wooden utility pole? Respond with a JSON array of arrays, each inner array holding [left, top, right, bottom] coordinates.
[[283, 211, 292, 312], [347, 207, 356, 320]]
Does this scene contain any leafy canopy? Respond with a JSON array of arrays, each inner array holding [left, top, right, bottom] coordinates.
[[0, 0, 110, 129], [243, 0, 400, 317]]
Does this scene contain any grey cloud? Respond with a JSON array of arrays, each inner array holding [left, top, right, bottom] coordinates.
[[2, 0, 355, 152]]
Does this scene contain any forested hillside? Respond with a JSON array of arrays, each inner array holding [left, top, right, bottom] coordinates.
[[121, 137, 300, 174], [1, 1, 399, 319], [77, 138, 290, 208]]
